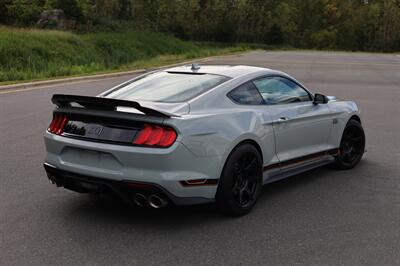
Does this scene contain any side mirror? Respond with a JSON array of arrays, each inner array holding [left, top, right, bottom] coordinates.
[[313, 93, 328, 105]]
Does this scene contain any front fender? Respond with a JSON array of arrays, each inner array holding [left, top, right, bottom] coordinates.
[[328, 100, 362, 147]]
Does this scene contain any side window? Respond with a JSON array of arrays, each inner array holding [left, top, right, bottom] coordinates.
[[253, 77, 312, 105], [228, 82, 264, 105]]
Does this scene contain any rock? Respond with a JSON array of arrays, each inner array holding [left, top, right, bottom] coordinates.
[[36, 9, 76, 30]]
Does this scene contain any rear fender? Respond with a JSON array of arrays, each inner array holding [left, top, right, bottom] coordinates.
[[165, 110, 277, 179]]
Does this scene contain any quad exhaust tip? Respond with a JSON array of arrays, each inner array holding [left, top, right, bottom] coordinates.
[[133, 193, 147, 207], [148, 194, 168, 209], [133, 193, 168, 209]]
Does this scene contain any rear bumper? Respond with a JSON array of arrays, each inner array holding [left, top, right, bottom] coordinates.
[[44, 163, 214, 206], [44, 132, 222, 204]]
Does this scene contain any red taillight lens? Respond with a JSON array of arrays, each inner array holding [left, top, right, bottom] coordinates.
[[48, 114, 68, 135], [133, 124, 153, 145], [133, 124, 177, 147], [158, 128, 177, 147]]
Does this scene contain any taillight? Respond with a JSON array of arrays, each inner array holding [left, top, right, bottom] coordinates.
[[48, 114, 68, 135], [133, 124, 177, 147]]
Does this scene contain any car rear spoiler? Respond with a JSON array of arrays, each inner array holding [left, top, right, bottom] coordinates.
[[51, 94, 179, 118]]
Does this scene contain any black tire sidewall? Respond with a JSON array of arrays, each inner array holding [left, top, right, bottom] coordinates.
[[216, 144, 263, 216], [335, 119, 365, 170]]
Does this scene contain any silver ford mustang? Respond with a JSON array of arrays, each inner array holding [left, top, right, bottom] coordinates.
[[44, 64, 365, 216]]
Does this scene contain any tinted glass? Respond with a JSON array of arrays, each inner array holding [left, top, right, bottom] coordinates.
[[228, 82, 264, 105], [253, 77, 311, 105], [105, 72, 229, 103]]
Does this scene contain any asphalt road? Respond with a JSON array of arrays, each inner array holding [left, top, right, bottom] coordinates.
[[1, 51, 399, 265]]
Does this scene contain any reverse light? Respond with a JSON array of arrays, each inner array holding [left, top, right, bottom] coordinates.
[[133, 124, 177, 147], [48, 114, 68, 135]]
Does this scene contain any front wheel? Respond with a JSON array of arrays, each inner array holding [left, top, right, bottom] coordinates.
[[216, 144, 263, 216], [333, 119, 365, 170]]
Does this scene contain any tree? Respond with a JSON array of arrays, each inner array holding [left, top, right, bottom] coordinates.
[[376, 0, 400, 51], [6, 0, 44, 26], [0, 0, 399, 51]]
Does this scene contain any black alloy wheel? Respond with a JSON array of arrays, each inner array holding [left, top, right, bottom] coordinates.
[[231, 153, 260, 208], [334, 119, 365, 169], [216, 144, 262, 216]]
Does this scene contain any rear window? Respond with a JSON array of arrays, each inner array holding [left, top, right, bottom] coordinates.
[[104, 72, 229, 103]]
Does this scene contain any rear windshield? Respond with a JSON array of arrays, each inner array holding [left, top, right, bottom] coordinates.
[[104, 72, 229, 103]]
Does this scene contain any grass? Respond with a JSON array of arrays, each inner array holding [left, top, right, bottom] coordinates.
[[0, 26, 265, 84]]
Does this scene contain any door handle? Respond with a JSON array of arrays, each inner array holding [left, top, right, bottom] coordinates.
[[274, 117, 289, 123]]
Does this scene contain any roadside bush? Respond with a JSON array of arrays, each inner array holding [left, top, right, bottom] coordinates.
[[311, 29, 337, 49], [265, 25, 284, 45]]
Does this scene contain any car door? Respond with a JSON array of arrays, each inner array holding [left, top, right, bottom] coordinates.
[[252, 76, 333, 163]]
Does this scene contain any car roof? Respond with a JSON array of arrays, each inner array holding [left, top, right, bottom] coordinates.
[[164, 64, 278, 78]]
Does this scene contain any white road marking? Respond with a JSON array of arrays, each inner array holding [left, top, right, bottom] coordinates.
[[0, 76, 123, 95]]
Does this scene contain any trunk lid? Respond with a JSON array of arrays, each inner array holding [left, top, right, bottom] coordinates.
[[48, 94, 183, 147]]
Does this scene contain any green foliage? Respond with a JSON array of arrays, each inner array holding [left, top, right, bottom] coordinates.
[[134, 0, 400, 52], [265, 25, 284, 45], [4, 0, 44, 26], [0, 0, 11, 23], [0, 26, 262, 82], [0, 0, 399, 52], [311, 29, 337, 49]]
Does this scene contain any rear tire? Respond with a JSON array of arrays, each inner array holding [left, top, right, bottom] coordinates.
[[333, 119, 365, 170], [216, 144, 263, 216]]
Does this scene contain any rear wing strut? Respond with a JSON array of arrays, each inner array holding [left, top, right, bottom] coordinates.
[[51, 94, 178, 118]]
